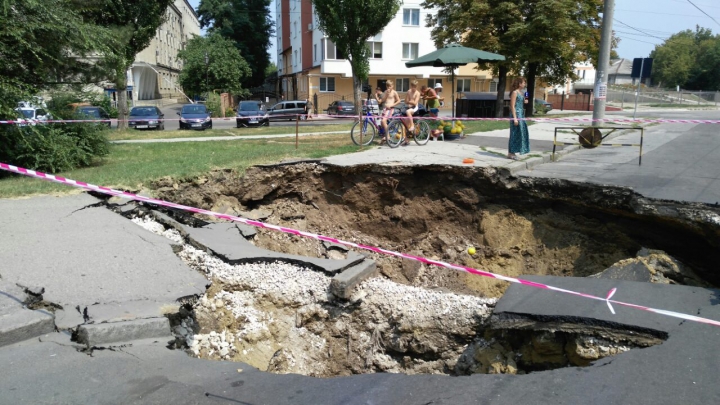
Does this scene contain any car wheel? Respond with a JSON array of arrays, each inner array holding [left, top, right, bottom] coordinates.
[[264, 120, 269, 127]]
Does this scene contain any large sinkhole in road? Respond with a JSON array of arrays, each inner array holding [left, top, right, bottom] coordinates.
[[150, 162, 720, 377]]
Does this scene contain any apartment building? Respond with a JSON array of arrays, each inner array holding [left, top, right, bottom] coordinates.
[[104, 0, 200, 104], [276, 0, 499, 111]]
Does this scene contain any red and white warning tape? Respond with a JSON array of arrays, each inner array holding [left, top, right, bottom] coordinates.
[[1, 115, 719, 125], [1, 161, 719, 328]]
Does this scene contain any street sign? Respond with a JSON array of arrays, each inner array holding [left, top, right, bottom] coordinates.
[[631, 58, 653, 78]]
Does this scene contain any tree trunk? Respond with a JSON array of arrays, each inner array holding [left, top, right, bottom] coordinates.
[[115, 65, 129, 130], [526, 62, 538, 118], [352, 75, 362, 120], [495, 65, 509, 118]]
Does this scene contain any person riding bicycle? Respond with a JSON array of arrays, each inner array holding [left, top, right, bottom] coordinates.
[[376, 80, 400, 143], [404, 80, 421, 135]]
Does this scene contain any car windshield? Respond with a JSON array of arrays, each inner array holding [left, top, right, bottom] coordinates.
[[130, 107, 157, 116], [239, 102, 261, 112], [78, 108, 100, 118], [181, 105, 207, 114], [18, 110, 34, 118], [339, 102, 353, 106]]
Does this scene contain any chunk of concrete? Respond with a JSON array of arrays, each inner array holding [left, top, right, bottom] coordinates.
[[236, 223, 257, 238], [330, 260, 378, 299], [76, 317, 172, 346]]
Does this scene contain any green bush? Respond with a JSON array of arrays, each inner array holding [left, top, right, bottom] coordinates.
[[205, 92, 222, 117], [0, 122, 109, 173]]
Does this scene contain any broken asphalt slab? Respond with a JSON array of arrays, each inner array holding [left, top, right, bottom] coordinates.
[[179, 220, 367, 274], [0, 193, 208, 341]]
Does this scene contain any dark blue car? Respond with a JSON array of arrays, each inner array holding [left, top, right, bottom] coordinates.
[[177, 104, 212, 130]]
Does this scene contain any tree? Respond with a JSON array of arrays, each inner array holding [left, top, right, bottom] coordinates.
[[197, 0, 274, 89], [651, 27, 720, 91], [312, 0, 403, 115], [82, 0, 174, 129], [423, 0, 602, 117], [177, 33, 252, 97], [0, 0, 111, 115]]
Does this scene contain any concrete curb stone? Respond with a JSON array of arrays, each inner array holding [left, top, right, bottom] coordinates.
[[76, 317, 172, 347]]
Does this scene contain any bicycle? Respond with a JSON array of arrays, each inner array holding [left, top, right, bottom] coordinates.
[[385, 105, 431, 148], [350, 106, 430, 147]]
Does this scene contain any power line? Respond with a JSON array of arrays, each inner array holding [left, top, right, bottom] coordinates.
[[620, 36, 663, 45], [615, 30, 667, 40], [614, 19, 667, 40], [686, 0, 720, 28]]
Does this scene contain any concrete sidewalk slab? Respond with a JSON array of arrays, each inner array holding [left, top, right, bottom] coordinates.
[[0, 194, 208, 331]]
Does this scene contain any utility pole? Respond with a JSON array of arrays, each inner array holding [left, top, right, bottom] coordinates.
[[204, 52, 209, 96], [592, 0, 615, 127]]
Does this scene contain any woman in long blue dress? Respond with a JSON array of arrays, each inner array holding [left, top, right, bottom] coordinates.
[[508, 77, 530, 160]]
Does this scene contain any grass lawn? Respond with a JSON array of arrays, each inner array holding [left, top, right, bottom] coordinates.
[[0, 116, 545, 198], [0, 134, 358, 198]]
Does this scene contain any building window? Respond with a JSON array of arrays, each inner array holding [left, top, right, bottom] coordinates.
[[314, 44, 317, 62], [395, 78, 410, 92], [428, 78, 442, 89], [294, 21, 297, 38], [402, 43, 418, 59], [490, 80, 498, 92], [403, 9, 420, 26], [456, 78, 471, 92], [320, 77, 335, 92], [323, 38, 345, 60], [366, 41, 383, 59]]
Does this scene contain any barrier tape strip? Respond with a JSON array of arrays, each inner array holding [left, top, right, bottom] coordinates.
[[1, 161, 719, 328], [2, 114, 720, 125]]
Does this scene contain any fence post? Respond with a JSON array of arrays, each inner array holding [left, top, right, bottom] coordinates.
[[561, 91, 565, 111], [295, 114, 299, 149]]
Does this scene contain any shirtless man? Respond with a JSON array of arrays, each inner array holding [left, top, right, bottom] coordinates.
[[375, 80, 400, 142], [404, 80, 421, 134]]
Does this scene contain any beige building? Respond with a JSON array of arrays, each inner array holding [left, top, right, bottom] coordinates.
[[104, 0, 199, 105]]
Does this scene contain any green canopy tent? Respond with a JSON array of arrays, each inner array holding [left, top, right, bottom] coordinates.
[[405, 44, 505, 119]]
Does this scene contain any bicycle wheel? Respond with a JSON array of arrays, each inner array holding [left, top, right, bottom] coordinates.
[[413, 120, 431, 146], [386, 119, 404, 148], [350, 118, 377, 146]]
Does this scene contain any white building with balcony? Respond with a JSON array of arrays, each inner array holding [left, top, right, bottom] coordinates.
[[276, 0, 498, 111]]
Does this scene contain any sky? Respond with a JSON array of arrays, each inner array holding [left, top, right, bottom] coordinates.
[[187, 0, 720, 61], [612, 0, 720, 58]]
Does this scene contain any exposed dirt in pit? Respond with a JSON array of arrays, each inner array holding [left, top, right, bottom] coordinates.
[[154, 163, 720, 298]]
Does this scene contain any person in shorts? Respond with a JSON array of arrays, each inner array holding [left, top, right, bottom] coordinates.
[[404, 80, 421, 134], [376, 80, 400, 143]]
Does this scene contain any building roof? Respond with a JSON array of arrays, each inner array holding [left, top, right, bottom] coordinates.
[[609, 58, 633, 76]]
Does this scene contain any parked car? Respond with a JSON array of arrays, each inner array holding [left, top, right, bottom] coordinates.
[[267, 100, 306, 121], [534, 99, 553, 113], [327, 100, 356, 116], [177, 104, 212, 130], [128, 106, 164, 130], [15, 107, 52, 126], [362, 98, 379, 115], [236, 101, 269, 127], [75, 106, 112, 128]]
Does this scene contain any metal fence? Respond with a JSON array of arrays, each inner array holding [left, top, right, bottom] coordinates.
[[606, 86, 719, 107]]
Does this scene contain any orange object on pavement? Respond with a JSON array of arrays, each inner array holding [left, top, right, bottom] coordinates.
[[462, 158, 474, 164]]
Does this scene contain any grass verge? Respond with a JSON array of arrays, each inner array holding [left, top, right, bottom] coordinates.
[[107, 122, 357, 141], [0, 134, 358, 198]]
